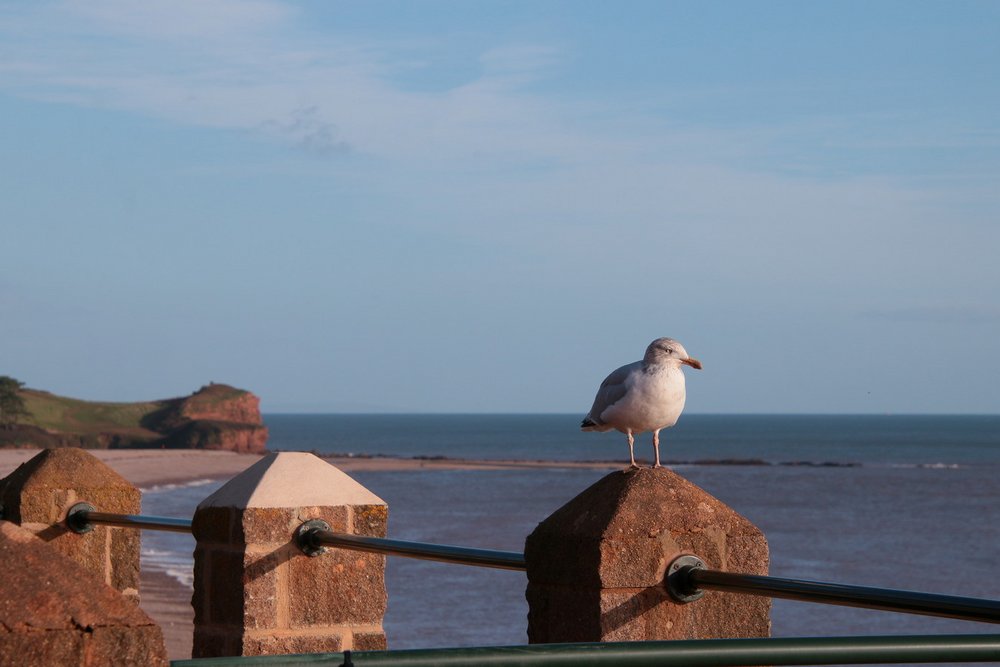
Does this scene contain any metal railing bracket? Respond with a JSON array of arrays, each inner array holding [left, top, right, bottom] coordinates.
[[66, 502, 97, 534], [666, 554, 707, 603], [295, 519, 330, 557]]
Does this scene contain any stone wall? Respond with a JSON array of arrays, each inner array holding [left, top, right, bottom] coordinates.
[[1, 448, 774, 662]]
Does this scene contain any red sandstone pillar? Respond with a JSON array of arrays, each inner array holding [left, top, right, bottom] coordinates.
[[0, 448, 141, 603], [0, 521, 168, 666], [525, 467, 770, 642], [191, 452, 388, 658]]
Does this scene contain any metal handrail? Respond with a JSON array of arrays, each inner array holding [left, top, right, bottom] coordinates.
[[65, 505, 525, 570], [294, 519, 525, 570], [66, 504, 193, 534], [667, 554, 1000, 625], [64, 504, 1000, 625]]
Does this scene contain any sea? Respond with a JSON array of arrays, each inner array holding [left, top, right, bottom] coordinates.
[[140, 414, 1000, 654]]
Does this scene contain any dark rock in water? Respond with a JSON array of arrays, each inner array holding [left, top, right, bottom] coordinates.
[[687, 458, 772, 466], [778, 460, 861, 468]]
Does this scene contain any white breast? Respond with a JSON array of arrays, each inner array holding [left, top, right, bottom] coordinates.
[[598, 364, 687, 435]]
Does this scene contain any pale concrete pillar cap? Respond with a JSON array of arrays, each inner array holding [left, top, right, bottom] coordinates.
[[198, 452, 385, 510]]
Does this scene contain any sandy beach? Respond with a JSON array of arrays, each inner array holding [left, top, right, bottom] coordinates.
[[0, 448, 618, 659], [0, 447, 622, 486]]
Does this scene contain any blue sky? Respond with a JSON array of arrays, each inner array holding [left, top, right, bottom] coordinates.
[[2, 1, 998, 413]]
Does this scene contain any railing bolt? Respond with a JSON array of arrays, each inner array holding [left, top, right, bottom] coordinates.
[[295, 519, 330, 557], [666, 554, 707, 603], [66, 502, 96, 534]]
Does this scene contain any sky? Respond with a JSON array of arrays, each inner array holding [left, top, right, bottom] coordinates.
[[2, 1, 998, 414]]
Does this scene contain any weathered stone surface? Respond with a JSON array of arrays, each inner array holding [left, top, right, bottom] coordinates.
[[242, 547, 284, 629], [526, 467, 770, 643], [353, 630, 388, 651], [0, 448, 140, 524], [353, 504, 388, 537], [524, 587, 602, 642], [288, 548, 386, 626], [191, 506, 237, 543], [296, 505, 351, 534], [111, 526, 141, 600], [207, 546, 246, 625], [239, 506, 298, 544], [0, 521, 167, 666], [188, 630, 239, 659], [242, 633, 343, 655], [192, 453, 388, 658], [0, 448, 141, 599]]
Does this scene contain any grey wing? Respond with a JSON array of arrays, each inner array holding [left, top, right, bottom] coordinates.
[[585, 361, 639, 424]]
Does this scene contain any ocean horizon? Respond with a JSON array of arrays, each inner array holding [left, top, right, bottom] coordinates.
[[260, 413, 1000, 465]]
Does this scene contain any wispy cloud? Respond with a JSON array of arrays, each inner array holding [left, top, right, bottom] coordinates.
[[4, 0, 992, 192], [3, 0, 997, 274], [0, 1, 569, 164], [257, 106, 351, 155]]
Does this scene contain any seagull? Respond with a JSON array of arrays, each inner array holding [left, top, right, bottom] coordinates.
[[581, 337, 702, 469]]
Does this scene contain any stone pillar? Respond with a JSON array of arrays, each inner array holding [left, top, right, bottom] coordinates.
[[525, 468, 770, 642], [0, 448, 141, 603], [0, 521, 168, 666], [191, 452, 388, 658]]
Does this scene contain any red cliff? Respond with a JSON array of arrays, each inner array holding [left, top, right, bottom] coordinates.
[[147, 384, 269, 453]]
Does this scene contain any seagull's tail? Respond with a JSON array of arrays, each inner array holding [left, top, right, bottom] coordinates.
[[580, 417, 600, 431]]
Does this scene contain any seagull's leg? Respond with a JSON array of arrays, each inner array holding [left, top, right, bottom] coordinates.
[[652, 429, 662, 468], [627, 431, 638, 469]]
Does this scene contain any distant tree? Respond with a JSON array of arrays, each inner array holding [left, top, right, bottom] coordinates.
[[0, 376, 30, 429]]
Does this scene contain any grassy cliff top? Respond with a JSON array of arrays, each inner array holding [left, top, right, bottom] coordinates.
[[19, 384, 251, 437]]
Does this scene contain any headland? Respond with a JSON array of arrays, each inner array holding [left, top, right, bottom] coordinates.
[[0, 383, 268, 453]]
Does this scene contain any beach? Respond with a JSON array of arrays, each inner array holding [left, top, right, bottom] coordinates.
[[0, 448, 627, 489], [0, 448, 623, 485]]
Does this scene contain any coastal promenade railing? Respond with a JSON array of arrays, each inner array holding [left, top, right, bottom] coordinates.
[[13, 447, 1000, 665], [65, 503, 526, 570], [65, 504, 1000, 626]]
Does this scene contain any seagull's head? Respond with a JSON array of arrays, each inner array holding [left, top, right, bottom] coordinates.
[[644, 337, 702, 370]]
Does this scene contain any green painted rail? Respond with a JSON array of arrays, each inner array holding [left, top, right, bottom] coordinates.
[[171, 635, 1000, 666]]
